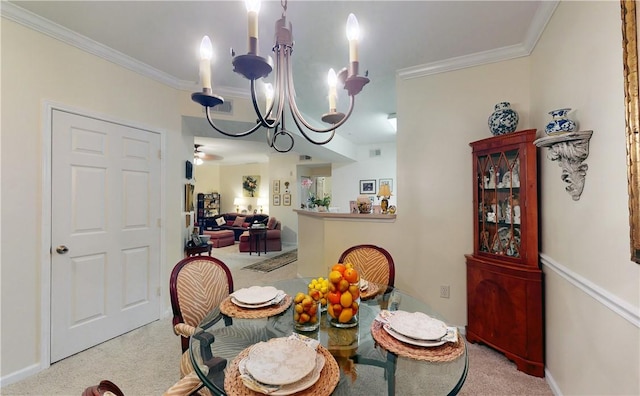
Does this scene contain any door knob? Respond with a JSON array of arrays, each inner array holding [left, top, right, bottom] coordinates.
[[55, 245, 69, 254]]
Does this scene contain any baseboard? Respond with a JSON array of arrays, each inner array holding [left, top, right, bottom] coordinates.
[[544, 368, 562, 396], [0, 363, 42, 388]]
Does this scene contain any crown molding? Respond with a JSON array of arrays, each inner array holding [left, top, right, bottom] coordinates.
[[1, 1, 250, 99], [398, 1, 559, 80]]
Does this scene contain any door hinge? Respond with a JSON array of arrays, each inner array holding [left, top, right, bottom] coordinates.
[[157, 218, 162, 227], [158, 149, 162, 159], [157, 287, 161, 296]]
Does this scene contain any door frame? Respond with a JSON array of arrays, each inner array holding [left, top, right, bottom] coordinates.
[[40, 101, 167, 369]]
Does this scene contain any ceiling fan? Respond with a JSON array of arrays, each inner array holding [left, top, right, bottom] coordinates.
[[194, 144, 223, 164]]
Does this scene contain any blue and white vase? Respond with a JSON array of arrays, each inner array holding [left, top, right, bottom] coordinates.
[[545, 108, 577, 135], [488, 102, 519, 136]]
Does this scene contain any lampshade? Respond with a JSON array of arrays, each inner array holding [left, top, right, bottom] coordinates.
[[257, 198, 267, 206], [233, 197, 242, 205], [378, 184, 392, 197]]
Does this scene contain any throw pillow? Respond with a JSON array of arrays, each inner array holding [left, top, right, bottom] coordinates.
[[215, 217, 226, 227], [232, 216, 246, 227], [267, 217, 277, 229]]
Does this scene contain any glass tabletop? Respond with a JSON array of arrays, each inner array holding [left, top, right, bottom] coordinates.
[[189, 278, 468, 396]]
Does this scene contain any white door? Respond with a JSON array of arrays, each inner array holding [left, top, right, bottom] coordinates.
[[50, 110, 161, 362]]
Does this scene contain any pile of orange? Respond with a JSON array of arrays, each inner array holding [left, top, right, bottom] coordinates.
[[326, 263, 360, 324]]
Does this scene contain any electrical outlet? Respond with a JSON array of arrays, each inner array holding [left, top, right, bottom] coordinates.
[[440, 285, 450, 299]]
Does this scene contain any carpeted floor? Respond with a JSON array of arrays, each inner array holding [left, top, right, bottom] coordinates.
[[1, 243, 553, 395]]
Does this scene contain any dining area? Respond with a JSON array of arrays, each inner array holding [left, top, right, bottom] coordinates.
[[169, 245, 469, 396]]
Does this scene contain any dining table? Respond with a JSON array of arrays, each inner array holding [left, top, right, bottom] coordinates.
[[189, 278, 468, 396]]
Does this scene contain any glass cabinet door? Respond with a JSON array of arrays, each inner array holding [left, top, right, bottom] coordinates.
[[476, 148, 522, 257]]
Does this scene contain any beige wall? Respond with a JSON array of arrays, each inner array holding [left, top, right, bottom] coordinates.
[[529, 2, 639, 394]]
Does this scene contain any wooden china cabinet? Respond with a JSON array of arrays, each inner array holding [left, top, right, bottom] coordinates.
[[465, 128, 544, 377]]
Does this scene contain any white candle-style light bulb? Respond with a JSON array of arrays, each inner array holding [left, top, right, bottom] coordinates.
[[327, 69, 337, 111], [246, 0, 261, 54], [346, 13, 360, 64], [199, 36, 213, 90], [264, 83, 274, 114]]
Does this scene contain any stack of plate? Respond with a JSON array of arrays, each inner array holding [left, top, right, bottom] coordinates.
[[239, 338, 325, 395], [359, 279, 369, 291], [383, 311, 449, 347], [231, 286, 284, 309]]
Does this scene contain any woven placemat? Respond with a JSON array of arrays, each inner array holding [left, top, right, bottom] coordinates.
[[370, 320, 465, 362], [220, 295, 292, 319], [223, 344, 340, 396], [360, 283, 380, 300]]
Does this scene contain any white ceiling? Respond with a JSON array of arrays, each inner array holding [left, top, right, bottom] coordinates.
[[6, 0, 556, 164]]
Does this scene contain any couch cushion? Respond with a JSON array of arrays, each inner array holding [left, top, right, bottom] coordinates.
[[232, 216, 246, 227], [267, 217, 277, 229]]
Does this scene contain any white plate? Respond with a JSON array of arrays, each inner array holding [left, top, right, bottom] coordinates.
[[383, 324, 446, 347], [245, 338, 317, 385], [239, 354, 325, 395], [387, 311, 448, 340], [360, 279, 369, 291], [232, 286, 280, 305], [231, 292, 283, 309]]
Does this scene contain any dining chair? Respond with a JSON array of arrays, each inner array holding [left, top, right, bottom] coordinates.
[[338, 244, 395, 289], [170, 256, 234, 352], [82, 380, 125, 396]]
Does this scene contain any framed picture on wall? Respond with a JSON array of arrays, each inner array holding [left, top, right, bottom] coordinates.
[[359, 179, 376, 194], [283, 193, 291, 206], [184, 183, 194, 211], [273, 180, 281, 194], [273, 194, 281, 206]]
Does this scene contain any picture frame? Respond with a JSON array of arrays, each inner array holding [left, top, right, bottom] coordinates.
[[283, 193, 291, 206], [622, 0, 640, 263], [273, 179, 281, 194], [242, 175, 260, 197], [359, 179, 376, 194], [184, 183, 194, 212], [379, 178, 393, 192], [349, 200, 358, 213], [273, 194, 281, 206]]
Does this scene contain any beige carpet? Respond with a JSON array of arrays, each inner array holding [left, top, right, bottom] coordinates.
[[1, 243, 552, 395]]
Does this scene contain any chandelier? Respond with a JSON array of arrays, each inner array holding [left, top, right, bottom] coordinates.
[[191, 0, 370, 153]]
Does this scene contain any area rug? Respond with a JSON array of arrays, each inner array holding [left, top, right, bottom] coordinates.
[[242, 249, 298, 272]]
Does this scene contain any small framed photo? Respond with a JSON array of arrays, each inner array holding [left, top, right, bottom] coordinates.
[[359, 179, 377, 194], [273, 194, 281, 206], [379, 178, 393, 192], [283, 193, 291, 206], [349, 200, 358, 213], [273, 180, 281, 194]]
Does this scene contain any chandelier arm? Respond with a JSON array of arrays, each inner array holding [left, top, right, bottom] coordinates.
[[289, 105, 337, 145], [250, 80, 278, 129], [271, 128, 295, 153], [284, 53, 356, 133], [204, 107, 262, 137]]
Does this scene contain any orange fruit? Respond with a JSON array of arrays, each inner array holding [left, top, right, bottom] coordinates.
[[338, 279, 350, 292], [352, 301, 359, 315], [333, 303, 343, 317], [327, 291, 341, 305], [328, 270, 343, 284], [331, 263, 346, 274], [340, 291, 353, 308], [338, 308, 353, 323], [343, 268, 359, 283]]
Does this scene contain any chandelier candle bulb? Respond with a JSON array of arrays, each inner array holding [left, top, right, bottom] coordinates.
[[264, 83, 274, 114], [346, 13, 359, 72], [327, 69, 338, 111], [199, 36, 213, 90], [246, 0, 260, 54]]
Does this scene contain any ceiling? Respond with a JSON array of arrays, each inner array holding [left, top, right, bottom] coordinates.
[[6, 1, 556, 164]]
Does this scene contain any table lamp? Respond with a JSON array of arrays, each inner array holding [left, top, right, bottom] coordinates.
[[377, 184, 392, 214], [233, 197, 242, 213]]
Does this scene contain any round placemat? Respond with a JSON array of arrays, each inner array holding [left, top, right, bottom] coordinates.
[[220, 295, 292, 319], [360, 283, 380, 300], [370, 320, 465, 362], [224, 344, 340, 396]]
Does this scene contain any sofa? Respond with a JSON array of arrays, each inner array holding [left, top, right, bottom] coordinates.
[[239, 217, 282, 253], [203, 213, 270, 241]]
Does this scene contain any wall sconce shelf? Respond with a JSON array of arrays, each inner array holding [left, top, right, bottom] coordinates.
[[534, 130, 593, 201]]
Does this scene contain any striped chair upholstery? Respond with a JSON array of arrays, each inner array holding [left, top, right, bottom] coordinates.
[[338, 244, 395, 289], [170, 256, 234, 352]]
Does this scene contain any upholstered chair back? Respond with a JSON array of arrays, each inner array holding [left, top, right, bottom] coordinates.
[[170, 256, 234, 352], [338, 244, 395, 288]]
